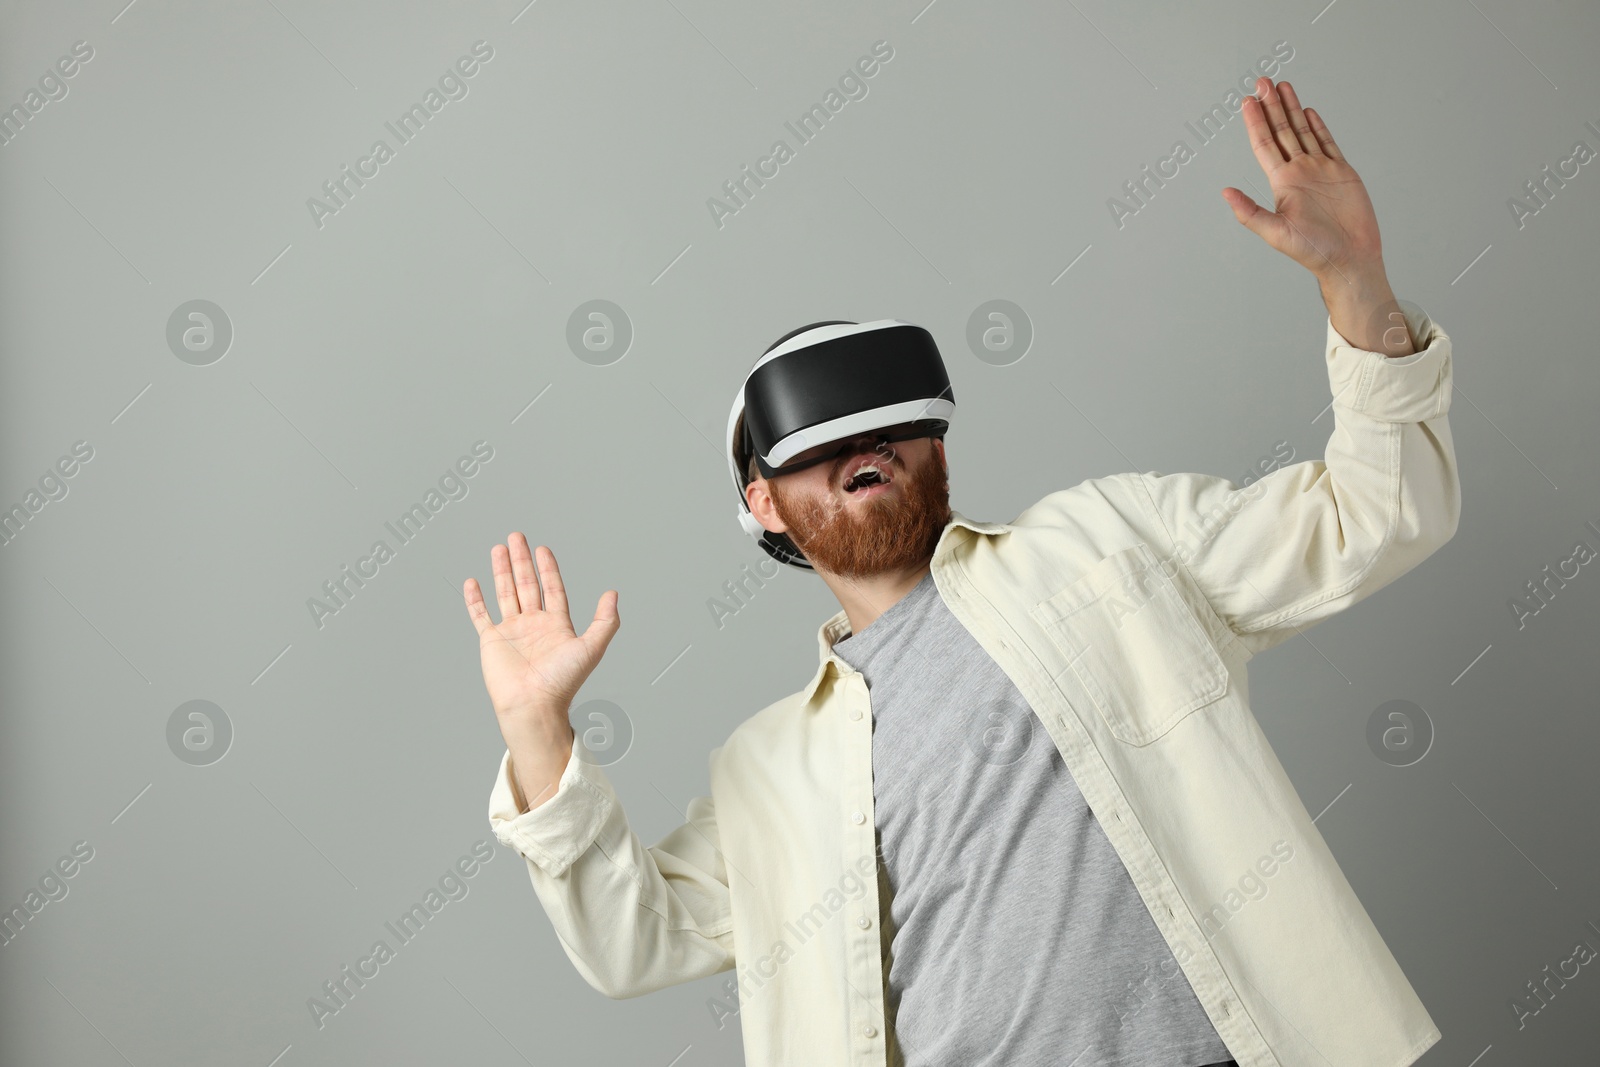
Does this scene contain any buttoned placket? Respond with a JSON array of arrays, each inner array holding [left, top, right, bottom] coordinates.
[[836, 661, 887, 1058]]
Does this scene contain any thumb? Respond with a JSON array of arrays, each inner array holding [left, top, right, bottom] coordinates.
[[1221, 187, 1286, 247], [580, 589, 620, 659]]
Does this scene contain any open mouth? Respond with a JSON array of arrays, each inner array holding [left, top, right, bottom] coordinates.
[[840, 457, 895, 499]]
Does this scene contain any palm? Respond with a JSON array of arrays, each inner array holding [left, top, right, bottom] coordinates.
[[1223, 78, 1384, 281], [480, 603, 597, 713], [463, 535, 619, 717]]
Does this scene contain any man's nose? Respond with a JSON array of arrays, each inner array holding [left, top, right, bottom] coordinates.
[[849, 431, 889, 449], [852, 434, 900, 466]]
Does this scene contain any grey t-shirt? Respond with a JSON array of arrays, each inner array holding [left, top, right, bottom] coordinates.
[[830, 571, 1233, 1067]]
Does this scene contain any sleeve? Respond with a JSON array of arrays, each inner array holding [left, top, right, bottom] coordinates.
[[487, 736, 736, 998], [1119, 299, 1460, 657]]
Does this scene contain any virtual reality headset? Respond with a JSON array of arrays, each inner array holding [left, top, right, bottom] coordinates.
[[726, 319, 956, 570]]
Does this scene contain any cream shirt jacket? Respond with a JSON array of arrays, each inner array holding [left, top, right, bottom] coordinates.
[[488, 300, 1458, 1067]]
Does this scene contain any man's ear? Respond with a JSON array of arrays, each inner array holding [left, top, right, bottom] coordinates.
[[746, 478, 789, 534], [934, 436, 948, 477]]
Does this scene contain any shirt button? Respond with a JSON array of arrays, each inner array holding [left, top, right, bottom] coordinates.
[[857, 915, 871, 929], [851, 810, 865, 825], [863, 1024, 878, 1039], [849, 707, 862, 720]]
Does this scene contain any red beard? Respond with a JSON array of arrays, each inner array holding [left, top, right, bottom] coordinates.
[[768, 444, 952, 578]]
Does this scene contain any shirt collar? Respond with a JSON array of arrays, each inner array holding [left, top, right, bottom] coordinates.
[[799, 508, 1011, 707]]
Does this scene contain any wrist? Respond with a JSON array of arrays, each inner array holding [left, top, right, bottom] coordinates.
[[1317, 266, 1415, 357], [497, 698, 572, 732], [1316, 259, 1390, 298], [502, 711, 574, 751], [504, 725, 575, 815]]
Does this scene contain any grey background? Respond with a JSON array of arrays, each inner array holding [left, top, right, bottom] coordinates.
[[1, 0, 1596, 1064]]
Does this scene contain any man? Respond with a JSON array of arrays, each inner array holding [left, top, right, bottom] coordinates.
[[465, 77, 1457, 1067]]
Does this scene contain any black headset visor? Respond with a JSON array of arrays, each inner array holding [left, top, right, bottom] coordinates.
[[742, 323, 952, 480]]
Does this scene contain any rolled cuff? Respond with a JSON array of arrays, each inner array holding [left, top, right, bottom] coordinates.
[[487, 738, 613, 878], [1325, 299, 1452, 422]]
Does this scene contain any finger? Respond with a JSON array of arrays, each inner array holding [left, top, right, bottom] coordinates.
[[1241, 90, 1289, 175], [536, 544, 571, 624], [1256, 77, 1303, 161], [462, 577, 495, 637], [580, 589, 621, 658], [1221, 186, 1287, 247], [1274, 81, 1322, 157], [509, 533, 543, 612], [491, 542, 522, 621], [1303, 106, 1345, 162]]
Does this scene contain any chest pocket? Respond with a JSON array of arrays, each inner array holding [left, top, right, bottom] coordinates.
[[1028, 542, 1228, 746]]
